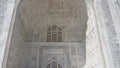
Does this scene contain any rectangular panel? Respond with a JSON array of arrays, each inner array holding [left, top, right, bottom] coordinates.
[[43, 49, 64, 54]]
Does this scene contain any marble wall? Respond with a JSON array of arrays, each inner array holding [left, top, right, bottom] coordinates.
[[84, 0, 120, 68], [4, 0, 87, 68], [23, 42, 86, 68], [6, 10, 25, 68], [0, 0, 16, 68], [0, 0, 120, 68]]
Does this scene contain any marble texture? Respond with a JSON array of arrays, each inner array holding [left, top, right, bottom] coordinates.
[[84, 0, 120, 68], [0, 0, 120, 68]]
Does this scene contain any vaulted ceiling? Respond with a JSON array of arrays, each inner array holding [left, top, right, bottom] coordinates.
[[15, 0, 88, 42]]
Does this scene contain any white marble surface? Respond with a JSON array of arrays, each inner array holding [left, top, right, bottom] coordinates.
[[0, 0, 120, 68], [0, 0, 16, 68]]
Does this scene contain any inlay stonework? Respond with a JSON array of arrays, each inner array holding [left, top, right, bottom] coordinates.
[[0, 0, 120, 68]]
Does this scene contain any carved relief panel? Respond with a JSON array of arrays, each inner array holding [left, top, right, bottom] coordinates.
[[41, 46, 67, 68], [27, 43, 84, 68]]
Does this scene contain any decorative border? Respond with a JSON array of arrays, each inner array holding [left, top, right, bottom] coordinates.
[[102, 0, 120, 67]]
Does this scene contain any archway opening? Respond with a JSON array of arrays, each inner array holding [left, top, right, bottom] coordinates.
[[6, 0, 88, 68]]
